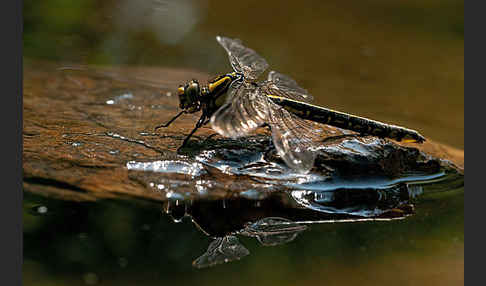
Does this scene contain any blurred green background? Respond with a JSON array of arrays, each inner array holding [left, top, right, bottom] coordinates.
[[23, 0, 463, 285]]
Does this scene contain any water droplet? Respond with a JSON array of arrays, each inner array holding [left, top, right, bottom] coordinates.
[[37, 205, 48, 214], [166, 191, 184, 200], [28, 205, 49, 216], [106, 93, 133, 105]]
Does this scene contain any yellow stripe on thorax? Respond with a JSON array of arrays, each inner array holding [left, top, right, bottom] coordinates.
[[208, 76, 231, 93]]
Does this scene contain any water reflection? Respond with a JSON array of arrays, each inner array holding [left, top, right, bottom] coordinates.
[[192, 236, 249, 268], [192, 218, 308, 268], [163, 176, 447, 268], [240, 217, 308, 247]]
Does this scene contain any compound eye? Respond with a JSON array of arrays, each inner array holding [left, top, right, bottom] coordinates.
[[186, 81, 200, 100]]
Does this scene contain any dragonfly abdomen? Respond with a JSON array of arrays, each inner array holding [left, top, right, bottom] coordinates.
[[268, 95, 425, 143]]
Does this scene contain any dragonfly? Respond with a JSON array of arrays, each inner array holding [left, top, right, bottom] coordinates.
[[156, 36, 425, 172]]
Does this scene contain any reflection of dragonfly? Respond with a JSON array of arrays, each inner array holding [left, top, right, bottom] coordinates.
[[157, 36, 426, 172], [192, 218, 307, 269], [165, 183, 417, 269]]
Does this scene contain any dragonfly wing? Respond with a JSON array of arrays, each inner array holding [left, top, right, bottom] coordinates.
[[192, 236, 249, 269], [216, 36, 269, 81], [268, 101, 344, 173], [269, 110, 317, 172], [210, 84, 269, 138], [265, 71, 314, 103]]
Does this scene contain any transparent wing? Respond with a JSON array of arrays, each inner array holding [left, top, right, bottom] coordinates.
[[192, 236, 249, 269], [269, 108, 318, 172], [264, 71, 314, 103], [210, 83, 269, 138], [240, 217, 308, 246], [268, 102, 342, 173], [216, 36, 269, 81]]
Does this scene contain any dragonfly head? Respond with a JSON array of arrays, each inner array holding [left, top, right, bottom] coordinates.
[[178, 79, 201, 113]]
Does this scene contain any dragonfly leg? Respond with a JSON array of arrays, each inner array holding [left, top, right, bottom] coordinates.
[[178, 115, 206, 151], [155, 111, 184, 130], [197, 117, 217, 144]]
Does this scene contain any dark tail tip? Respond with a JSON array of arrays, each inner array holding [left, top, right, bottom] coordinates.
[[416, 133, 426, 143]]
